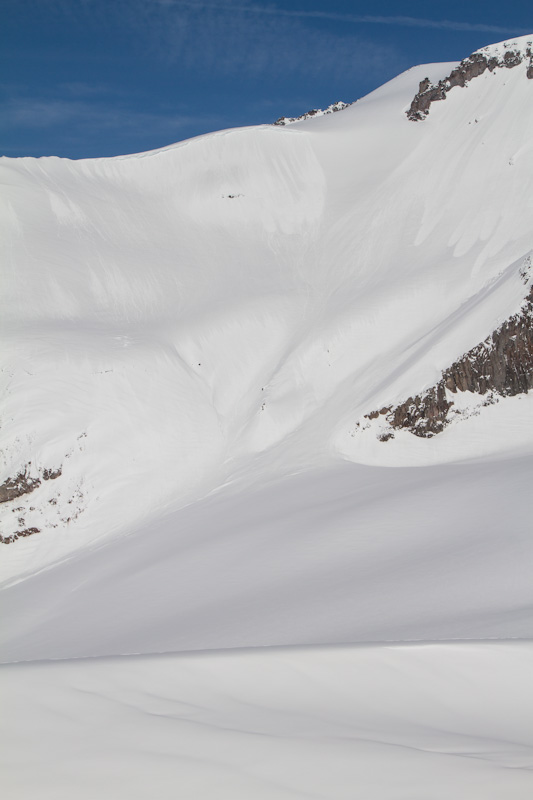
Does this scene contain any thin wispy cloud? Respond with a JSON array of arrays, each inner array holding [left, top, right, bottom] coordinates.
[[152, 1, 527, 37], [2, 96, 215, 132], [110, 0, 397, 80], [20, 1, 522, 89], [0, 91, 220, 156], [5, 0, 527, 158]]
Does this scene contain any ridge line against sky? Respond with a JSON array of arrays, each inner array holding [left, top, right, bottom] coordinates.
[[2, 0, 530, 159]]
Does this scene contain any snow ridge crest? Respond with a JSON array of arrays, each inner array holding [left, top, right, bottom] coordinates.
[[273, 101, 350, 126]]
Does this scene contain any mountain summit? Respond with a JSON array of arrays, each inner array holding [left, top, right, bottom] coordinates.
[[407, 34, 533, 120]]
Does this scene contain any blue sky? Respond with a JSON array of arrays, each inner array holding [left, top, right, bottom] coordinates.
[[1, 0, 531, 159]]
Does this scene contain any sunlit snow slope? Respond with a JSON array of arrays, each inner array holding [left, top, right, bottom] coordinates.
[[3, 34, 533, 800], [1, 37, 533, 655]]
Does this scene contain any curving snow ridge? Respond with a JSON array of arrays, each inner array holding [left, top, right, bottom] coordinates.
[[475, 32, 533, 58]]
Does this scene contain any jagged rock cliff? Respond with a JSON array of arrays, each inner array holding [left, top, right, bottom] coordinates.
[[363, 281, 533, 439], [407, 40, 533, 121]]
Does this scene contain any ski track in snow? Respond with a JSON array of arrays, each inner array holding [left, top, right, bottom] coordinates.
[[2, 35, 533, 799]]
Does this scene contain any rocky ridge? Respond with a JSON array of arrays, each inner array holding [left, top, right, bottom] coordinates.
[[407, 40, 533, 121], [274, 101, 350, 126], [361, 261, 533, 439]]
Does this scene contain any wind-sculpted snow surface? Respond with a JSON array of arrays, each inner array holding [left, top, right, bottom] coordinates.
[[2, 34, 533, 800], [1, 455, 532, 661], [2, 644, 533, 800]]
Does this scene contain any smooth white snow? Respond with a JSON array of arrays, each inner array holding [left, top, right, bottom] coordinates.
[[2, 643, 533, 799], [2, 37, 533, 799], [2, 454, 533, 661]]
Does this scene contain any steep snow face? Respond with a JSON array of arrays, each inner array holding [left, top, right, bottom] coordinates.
[[0, 126, 327, 565], [1, 52, 533, 583]]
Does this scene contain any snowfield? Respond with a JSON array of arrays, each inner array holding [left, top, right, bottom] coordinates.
[[1, 35, 533, 798], [3, 643, 533, 800]]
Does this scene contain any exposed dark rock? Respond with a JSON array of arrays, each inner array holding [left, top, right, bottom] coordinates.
[[443, 286, 533, 397], [503, 50, 523, 68], [387, 383, 453, 438], [274, 101, 350, 126], [364, 406, 391, 422], [408, 83, 447, 119], [43, 467, 62, 480], [17, 527, 40, 537], [0, 527, 40, 545], [0, 469, 41, 504], [407, 44, 532, 121], [526, 48, 533, 79], [365, 283, 533, 439], [0, 464, 62, 504]]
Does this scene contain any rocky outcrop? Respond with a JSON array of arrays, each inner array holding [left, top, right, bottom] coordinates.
[[0, 527, 40, 545], [407, 43, 533, 121], [0, 469, 41, 504], [43, 467, 62, 481], [442, 287, 533, 397], [274, 101, 350, 126], [0, 464, 62, 504], [385, 383, 453, 438], [365, 283, 533, 439]]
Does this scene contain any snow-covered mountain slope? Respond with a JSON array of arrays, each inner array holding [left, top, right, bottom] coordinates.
[[3, 34, 533, 800], [2, 42, 533, 579], [1, 35, 533, 647]]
